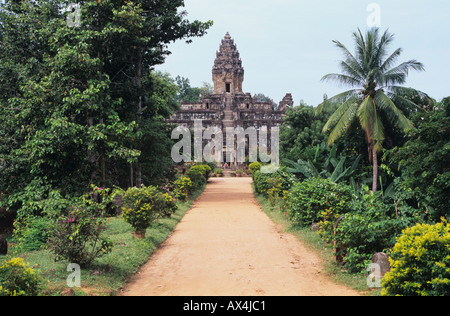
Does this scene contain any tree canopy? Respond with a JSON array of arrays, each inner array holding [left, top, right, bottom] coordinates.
[[316, 28, 431, 191], [0, 0, 212, 215]]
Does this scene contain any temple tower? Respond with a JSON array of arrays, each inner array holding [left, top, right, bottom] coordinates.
[[212, 33, 244, 94]]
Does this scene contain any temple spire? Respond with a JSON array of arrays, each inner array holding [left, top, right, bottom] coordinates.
[[212, 33, 244, 94]]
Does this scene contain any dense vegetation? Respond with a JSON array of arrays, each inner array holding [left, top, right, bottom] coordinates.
[[262, 29, 449, 296], [0, 1, 448, 297], [0, 0, 212, 296]]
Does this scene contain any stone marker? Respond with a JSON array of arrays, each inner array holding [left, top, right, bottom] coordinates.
[[371, 252, 390, 278]]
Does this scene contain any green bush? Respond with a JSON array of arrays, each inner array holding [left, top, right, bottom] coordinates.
[[334, 190, 421, 273], [121, 186, 166, 233], [160, 192, 178, 218], [382, 220, 450, 296], [173, 176, 194, 201], [253, 167, 295, 197], [249, 162, 261, 179], [0, 258, 42, 296], [285, 177, 353, 227], [198, 164, 212, 179], [48, 205, 113, 267], [186, 167, 207, 191], [14, 216, 51, 252]]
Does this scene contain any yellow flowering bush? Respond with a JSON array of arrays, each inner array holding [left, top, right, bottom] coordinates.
[[173, 176, 193, 201], [249, 162, 261, 179], [382, 220, 450, 296], [0, 258, 41, 296], [121, 186, 165, 233]]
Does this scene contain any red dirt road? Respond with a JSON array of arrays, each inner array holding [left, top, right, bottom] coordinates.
[[120, 177, 359, 296]]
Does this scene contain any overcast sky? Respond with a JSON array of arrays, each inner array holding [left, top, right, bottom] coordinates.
[[156, 0, 450, 106]]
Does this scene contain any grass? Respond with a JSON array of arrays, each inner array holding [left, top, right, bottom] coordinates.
[[0, 185, 205, 296], [252, 184, 381, 296]]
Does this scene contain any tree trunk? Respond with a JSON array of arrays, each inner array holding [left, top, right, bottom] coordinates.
[[371, 142, 378, 192], [135, 52, 143, 188]]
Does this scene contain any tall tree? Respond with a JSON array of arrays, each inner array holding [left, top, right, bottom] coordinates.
[[316, 28, 430, 192], [0, 0, 212, 215]]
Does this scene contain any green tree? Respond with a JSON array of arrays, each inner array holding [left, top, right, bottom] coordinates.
[[280, 103, 327, 163], [316, 28, 429, 192], [390, 98, 450, 221], [0, 0, 212, 216]]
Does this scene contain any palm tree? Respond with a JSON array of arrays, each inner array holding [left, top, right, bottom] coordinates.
[[316, 28, 429, 192]]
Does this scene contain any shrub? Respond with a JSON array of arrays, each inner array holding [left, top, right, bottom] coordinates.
[[186, 167, 207, 191], [253, 167, 295, 197], [285, 177, 353, 227], [214, 168, 223, 175], [198, 164, 212, 179], [381, 220, 450, 296], [121, 186, 165, 233], [249, 162, 261, 179], [160, 192, 178, 218], [334, 191, 421, 273], [0, 258, 42, 296], [48, 205, 113, 267], [173, 176, 194, 201], [14, 216, 51, 252], [266, 177, 283, 207]]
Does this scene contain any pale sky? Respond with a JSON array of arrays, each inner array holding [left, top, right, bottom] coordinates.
[[156, 0, 450, 106]]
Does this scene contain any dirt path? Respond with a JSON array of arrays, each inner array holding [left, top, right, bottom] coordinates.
[[120, 177, 359, 296]]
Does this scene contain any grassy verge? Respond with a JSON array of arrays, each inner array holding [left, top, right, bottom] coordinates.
[[0, 185, 206, 296], [252, 184, 381, 296]]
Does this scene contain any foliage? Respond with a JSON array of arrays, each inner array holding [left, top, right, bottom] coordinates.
[[316, 28, 430, 192], [266, 177, 283, 207], [121, 186, 166, 232], [334, 189, 421, 273], [285, 177, 353, 227], [160, 192, 178, 218], [248, 162, 261, 179], [390, 98, 450, 221], [382, 220, 450, 296], [214, 168, 223, 175], [173, 176, 194, 202], [186, 166, 207, 191], [284, 143, 362, 184], [197, 164, 212, 179], [253, 167, 295, 197], [48, 204, 113, 268], [0, 0, 212, 211], [175, 76, 213, 103], [280, 104, 328, 163], [14, 216, 52, 252], [0, 258, 42, 296]]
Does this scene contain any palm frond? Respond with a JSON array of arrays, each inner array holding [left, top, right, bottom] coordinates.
[[357, 95, 385, 144], [322, 96, 357, 133], [384, 60, 425, 76], [327, 101, 359, 146], [373, 29, 395, 65], [315, 89, 359, 115], [380, 47, 402, 72], [374, 90, 414, 132], [321, 73, 362, 88]]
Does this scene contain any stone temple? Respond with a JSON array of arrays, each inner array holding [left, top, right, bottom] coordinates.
[[169, 33, 293, 168]]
